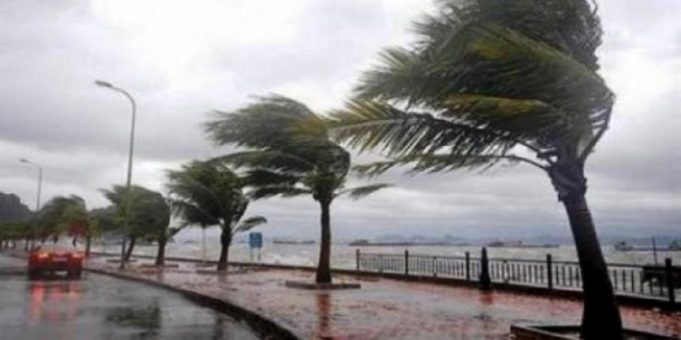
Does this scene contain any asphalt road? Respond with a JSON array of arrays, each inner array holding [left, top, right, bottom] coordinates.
[[0, 254, 260, 340]]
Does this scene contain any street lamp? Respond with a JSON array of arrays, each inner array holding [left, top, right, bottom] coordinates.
[[95, 79, 137, 270], [19, 158, 42, 250]]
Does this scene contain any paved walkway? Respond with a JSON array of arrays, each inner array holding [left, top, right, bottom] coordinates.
[[88, 257, 681, 339]]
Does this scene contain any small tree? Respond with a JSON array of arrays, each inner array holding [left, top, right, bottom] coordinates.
[[0, 221, 30, 249], [36, 195, 91, 246], [102, 185, 170, 262], [167, 160, 266, 271], [150, 198, 183, 266], [206, 96, 390, 283], [89, 206, 117, 256]]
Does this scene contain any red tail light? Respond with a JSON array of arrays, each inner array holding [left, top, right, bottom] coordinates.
[[71, 252, 84, 259], [36, 252, 49, 260]]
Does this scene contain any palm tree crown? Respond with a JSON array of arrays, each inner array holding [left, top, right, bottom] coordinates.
[[206, 96, 389, 205], [333, 0, 612, 201], [102, 185, 170, 238], [36, 195, 89, 243]]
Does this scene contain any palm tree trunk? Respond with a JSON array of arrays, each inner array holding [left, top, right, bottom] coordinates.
[[217, 228, 230, 271], [155, 238, 167, 266], [124, 236, 136, 262], [85, 236, 92, 257], [563, 194, 622, 339], [316, 201, 332, 284]]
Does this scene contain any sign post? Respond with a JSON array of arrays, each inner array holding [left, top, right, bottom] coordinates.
[[249, 232, 263, 263]]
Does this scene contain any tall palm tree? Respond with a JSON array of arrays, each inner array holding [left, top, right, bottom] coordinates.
[[102, 185, 170, 262], [167, 160, 266, 271], [206, 96, 390, 284], [331, 0, 620, 337]]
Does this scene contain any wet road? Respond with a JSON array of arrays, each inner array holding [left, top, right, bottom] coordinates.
[[0, 255, 260, 340]]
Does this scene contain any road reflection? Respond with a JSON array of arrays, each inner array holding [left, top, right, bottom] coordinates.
[[315, 292, 332, 338], [29, 280, 82, 324]]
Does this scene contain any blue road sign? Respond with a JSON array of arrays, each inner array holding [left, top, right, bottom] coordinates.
[[249, 232, 263, 248]]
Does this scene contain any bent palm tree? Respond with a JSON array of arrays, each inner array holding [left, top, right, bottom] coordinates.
[[206, 96, 390, 284], [332, 0, 620, 337], [90, 206, 118, 256], [36, 195, 91, 246], [152, 223, 184, 266], [167, 160, 266, 271], [102, 185, 170, 262]]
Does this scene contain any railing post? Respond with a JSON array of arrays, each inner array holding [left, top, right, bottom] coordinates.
[[355, 248, 360, 272], [433, 256, 437, 277], [665, 258, 675, 305], [404, 249, 409, 276], [546, 254, 553, 291], [379, 254, 383, 273], [465, 251, 471, 281], [479, 247, 491, 290]]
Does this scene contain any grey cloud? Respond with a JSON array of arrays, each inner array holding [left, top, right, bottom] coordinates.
[[0, 0, 678, 240]]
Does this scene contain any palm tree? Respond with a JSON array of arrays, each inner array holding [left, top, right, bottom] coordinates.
[[90, 206, 118, 256], [205, 96, 390, 284], [331, 0, 619, 337], [102, 185, 170, 262], [167, 160, 266, 271], [151, 225, 185, 266], [36, 195, 91, 246], [0, 221, 30, 249]]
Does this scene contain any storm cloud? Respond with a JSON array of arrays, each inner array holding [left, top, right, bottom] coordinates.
[[0, 0, 679, 240]]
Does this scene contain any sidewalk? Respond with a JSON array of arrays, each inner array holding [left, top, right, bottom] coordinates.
[[87, 257, 681, 339]]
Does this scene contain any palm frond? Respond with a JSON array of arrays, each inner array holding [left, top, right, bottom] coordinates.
[[331, 100, 513, 157], [233, 216, 268, 234], [353, 152, 546, 178], [338, 184, 392, 200], [244, 169, 301, 188], [205, 95, 323, 149], [214, 150, 314, 174], [418, 0, 603, 70], [248, 186, 312, 200]]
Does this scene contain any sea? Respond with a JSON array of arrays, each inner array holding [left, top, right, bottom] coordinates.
[[95, 241, 681, 269]]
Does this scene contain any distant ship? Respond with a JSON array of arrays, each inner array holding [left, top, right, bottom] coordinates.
[[348, 239, 456, 247], [615, 240, 681, 252], [614, 241, 634, 251], [486, 240, 559, 248], [272, 239, 315, 245]]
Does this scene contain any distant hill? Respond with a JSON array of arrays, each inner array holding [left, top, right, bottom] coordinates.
[[0, 192, 31, 222]]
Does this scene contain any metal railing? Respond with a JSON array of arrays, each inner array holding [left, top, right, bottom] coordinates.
[[356, 249, 678, 305]]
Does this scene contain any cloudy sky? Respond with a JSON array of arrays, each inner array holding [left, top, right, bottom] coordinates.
[[0, 0, 679, 241]]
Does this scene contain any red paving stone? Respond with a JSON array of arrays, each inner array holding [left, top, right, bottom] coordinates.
[[87, 258, 681, 339]]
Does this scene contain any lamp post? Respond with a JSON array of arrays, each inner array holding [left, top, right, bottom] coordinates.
[[19, 158, 42, 250], [95, 80, 137, 270]]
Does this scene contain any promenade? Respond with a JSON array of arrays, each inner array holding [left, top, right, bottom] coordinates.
[[87, 256, 681, 339]]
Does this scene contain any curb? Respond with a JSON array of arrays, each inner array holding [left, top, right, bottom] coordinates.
[[84, 266, 299, 340]]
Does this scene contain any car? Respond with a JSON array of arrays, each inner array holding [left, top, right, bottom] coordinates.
[[27, 245, 84, 280]]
